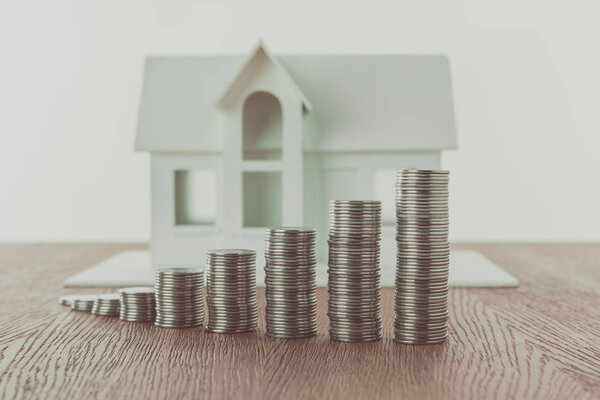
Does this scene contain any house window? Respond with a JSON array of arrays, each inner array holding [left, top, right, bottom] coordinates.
[[174, 170, 217, 226], [243, 171, 282, 227], [373, 168, 402, 225], [243, 91, 282, 160]]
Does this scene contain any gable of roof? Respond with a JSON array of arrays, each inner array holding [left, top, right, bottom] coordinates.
[[134, 53, 457, 152], [215, 41, 312, 112]]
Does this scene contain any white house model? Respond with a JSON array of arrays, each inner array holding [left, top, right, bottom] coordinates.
[[134, 41, 457, 268]]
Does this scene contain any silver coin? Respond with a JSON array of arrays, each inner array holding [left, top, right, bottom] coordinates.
[[70, 294, 99, 312], [58, 294, 80, 306], [119, 286, 154, 295]]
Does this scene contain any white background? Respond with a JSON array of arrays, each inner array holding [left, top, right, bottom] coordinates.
[[1, 0, 599, 242]]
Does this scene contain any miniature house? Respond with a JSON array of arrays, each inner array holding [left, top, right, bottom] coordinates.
[[134, 41, 457, 268]]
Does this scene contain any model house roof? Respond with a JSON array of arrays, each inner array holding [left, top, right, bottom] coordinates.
[[135, 49, 457, 152], [215, 41, 313, 112]]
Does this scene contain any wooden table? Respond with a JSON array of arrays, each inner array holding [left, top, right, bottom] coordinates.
[[0, 243, 599, 399]]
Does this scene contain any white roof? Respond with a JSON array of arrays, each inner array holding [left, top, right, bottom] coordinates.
[[215, 41, 312, 112], [135, 52, 457, 152]]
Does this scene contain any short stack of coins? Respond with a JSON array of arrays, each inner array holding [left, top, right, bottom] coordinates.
[[264, 227, 318, 338], [119, 287, 156, 322], [91, 293, 121, 316], [71, 295, 97, 312], [154, 268, 205, 328], [58, 294, 79, 307], [206, 249, 258, 333], [394, 169, 450, 344], [327, 200, 382, 342]]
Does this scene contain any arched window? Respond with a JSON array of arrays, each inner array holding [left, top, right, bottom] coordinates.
[[242, 91, 282, 160]]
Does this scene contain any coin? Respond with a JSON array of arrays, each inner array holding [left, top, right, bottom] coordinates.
[[70, 294, 100, 312]]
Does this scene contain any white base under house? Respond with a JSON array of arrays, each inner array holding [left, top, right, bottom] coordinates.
[[64, 249, 518, 288]]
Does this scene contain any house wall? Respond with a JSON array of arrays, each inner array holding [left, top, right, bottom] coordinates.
[[150, 152, 224, 267], [150, 149, 440, 271], [306, 150, 441, 269]]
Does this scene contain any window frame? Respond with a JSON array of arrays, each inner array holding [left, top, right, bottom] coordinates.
[[174, 169, 218, 227], [157, 155, 222, 236]]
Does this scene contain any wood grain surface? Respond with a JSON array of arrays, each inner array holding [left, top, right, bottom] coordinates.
[[0, 243, 599, 400]]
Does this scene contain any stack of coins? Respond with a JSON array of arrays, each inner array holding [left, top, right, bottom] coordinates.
[[91, 293, 121, 317], [119, 287, 156, 322], [264, 227, 318, 339], [154, 268, 204, 328], [206, 250, 258, 333], [327, 200, 382, 342], [58, 294, 79, 306], [394, 169, 450, 344], [71, 295, 98, 312]]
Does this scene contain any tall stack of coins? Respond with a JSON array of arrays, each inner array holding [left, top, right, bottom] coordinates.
[[154, 268, 205, 328], [206, 250, 258, 333], [119, 287, 156, 322], [91, 293, 121, 316], [327, 200, 382, 342], [71, 295, 98, 312], [264, 227, 318, 338], [394, 170, 450, 344]]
